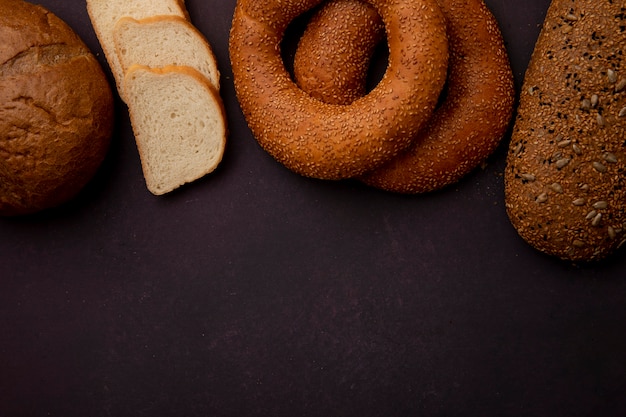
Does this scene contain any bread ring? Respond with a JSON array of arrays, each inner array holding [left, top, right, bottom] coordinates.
[[229, 0, 449, 180], [294, 0, 515, 192]]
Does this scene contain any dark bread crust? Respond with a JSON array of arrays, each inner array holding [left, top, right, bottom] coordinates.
[[504, 0, 626, 261], [0, 0, 114, 216]]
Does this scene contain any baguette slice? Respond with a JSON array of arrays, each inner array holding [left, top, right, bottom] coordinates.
[[504, 0, 626, 261], [113, 15, 220, 91], [123, 65, 227, 195], [86, 0, 188, 97]]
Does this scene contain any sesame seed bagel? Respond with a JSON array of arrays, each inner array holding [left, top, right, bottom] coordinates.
[[293, 0, 514, 192], [504, 0, 626, 262], [229, 0, 449, 180]]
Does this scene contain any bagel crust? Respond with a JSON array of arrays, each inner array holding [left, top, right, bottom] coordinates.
[[294, 0, 514, 192], [229, 0, 449, 180], [294, 0, 384, 105]]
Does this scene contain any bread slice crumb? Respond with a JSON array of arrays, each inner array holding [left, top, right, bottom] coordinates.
[[113, 15, 220, 92], [123, 65, 227, 195], [86, 0, 188, 97]]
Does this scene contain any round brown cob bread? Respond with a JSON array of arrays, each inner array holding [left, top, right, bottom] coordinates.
[[0, 0, 114, 216]]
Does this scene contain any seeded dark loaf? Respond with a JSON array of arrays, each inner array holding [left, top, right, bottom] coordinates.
[[504, 0, 626, 261], [0, 0, 114, 216]]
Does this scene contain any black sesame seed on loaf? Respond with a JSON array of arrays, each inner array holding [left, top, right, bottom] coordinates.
[[505, 0, 626, 261]]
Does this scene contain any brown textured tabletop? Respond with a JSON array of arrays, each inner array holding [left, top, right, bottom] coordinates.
[[1, 1, 625, 416]]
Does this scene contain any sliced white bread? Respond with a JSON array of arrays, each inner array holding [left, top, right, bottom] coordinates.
[[86, 0, 189, 97], [113, 15, 220, 91], [123, 65, 227, 195]]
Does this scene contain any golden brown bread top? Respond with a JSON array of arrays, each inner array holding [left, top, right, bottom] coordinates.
[[0, 0, 114, 216], [0, 0, 86, 64], [505, 0, 626, 261]]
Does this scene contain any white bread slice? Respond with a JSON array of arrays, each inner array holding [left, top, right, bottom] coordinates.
[[123, 65, 227, 195], [86, 0, 188, 97], [113, 15, 220, 91]]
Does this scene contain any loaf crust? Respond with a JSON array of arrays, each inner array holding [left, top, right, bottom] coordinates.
[[0, 0, 114, 216], [505, 0, 626, 261]]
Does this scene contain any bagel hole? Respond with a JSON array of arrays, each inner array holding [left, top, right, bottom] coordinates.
[[365, 38, 389, 94], [434, 70, 451, 110], [281, 7, 318, 81]]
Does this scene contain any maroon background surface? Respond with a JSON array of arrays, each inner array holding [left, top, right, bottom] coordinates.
[[2, 0, 626, 416]]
